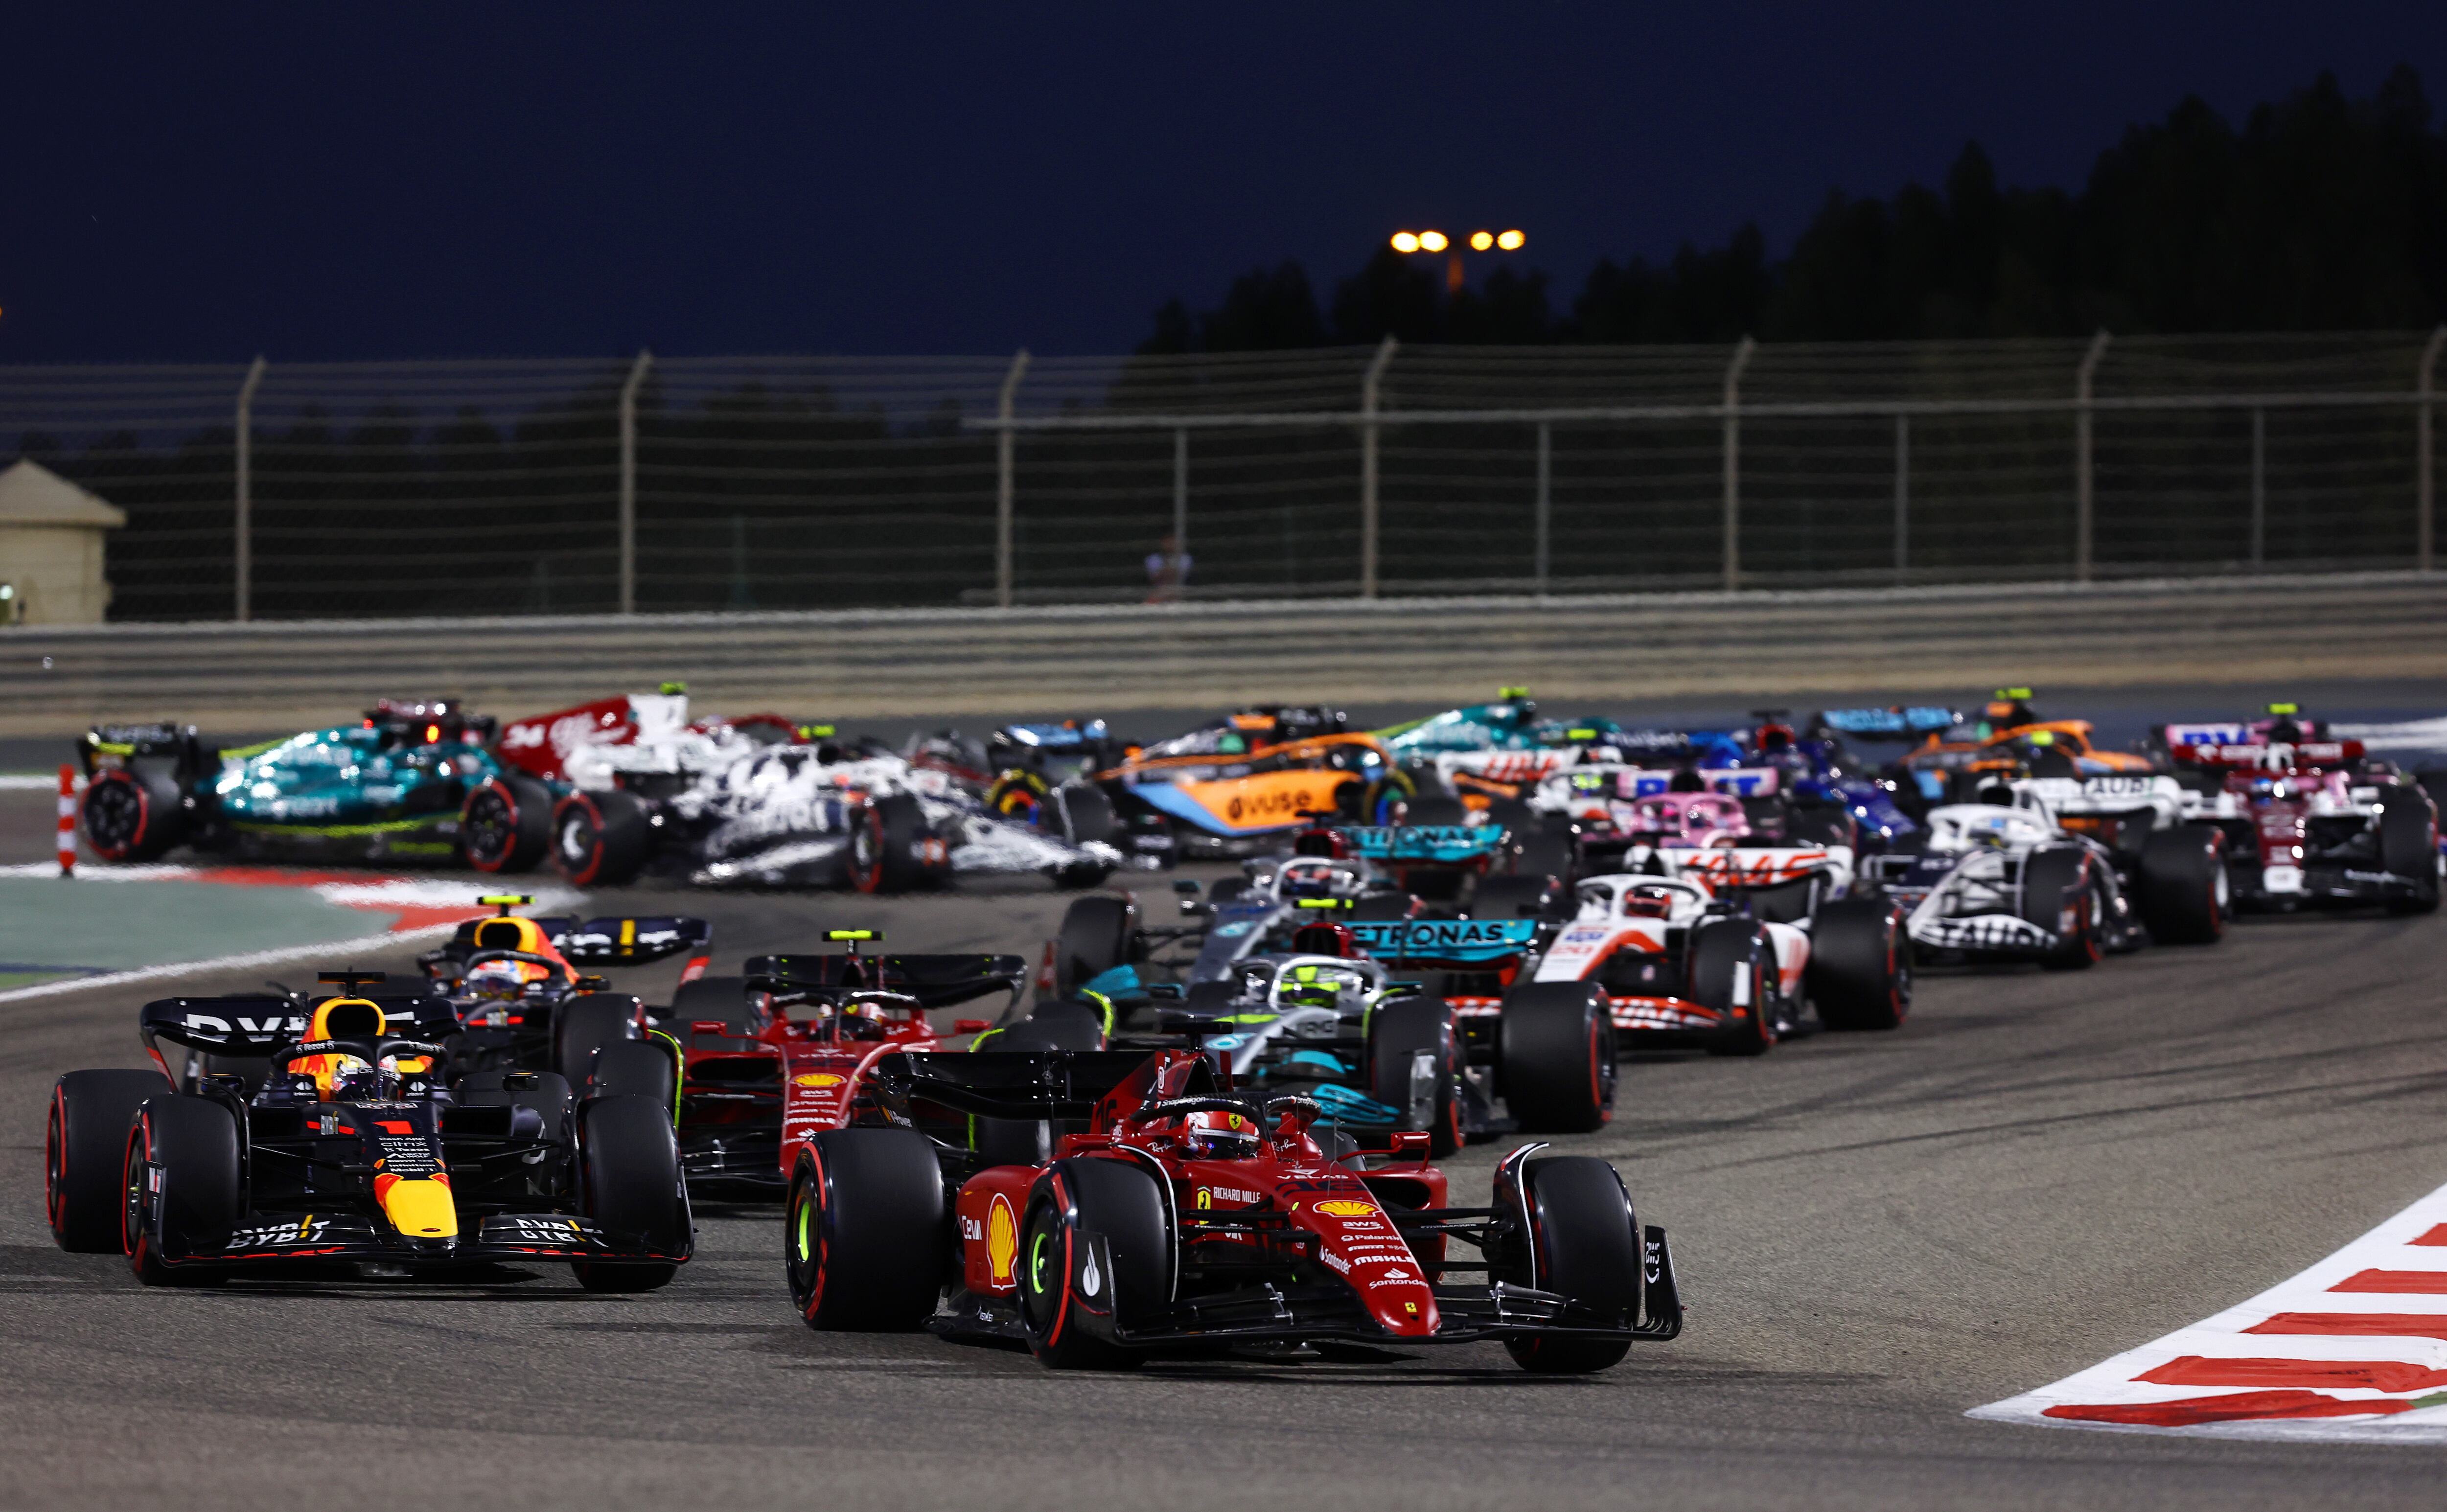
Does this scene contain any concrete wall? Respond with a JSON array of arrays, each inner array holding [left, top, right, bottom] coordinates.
[[2, 571, 2444, 736]]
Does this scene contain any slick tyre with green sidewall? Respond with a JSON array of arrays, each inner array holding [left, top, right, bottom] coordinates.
[[571, 1093, 689, 1291], [1019, 1157, 1171, 1370], [787, 1127, 947, 1330]]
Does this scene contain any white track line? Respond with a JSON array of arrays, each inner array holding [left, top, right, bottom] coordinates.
[[1971, 1179, 2447, 1442], [0, 925, 462, 1005]]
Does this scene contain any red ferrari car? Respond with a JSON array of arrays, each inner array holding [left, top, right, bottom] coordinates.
[[780, 1045, 1680, 1372]]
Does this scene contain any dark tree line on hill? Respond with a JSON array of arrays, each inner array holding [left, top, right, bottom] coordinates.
[[1139, 66, 2447, 351]]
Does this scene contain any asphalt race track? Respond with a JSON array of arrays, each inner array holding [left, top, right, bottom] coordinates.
[[6, 694, 2447, 1508]]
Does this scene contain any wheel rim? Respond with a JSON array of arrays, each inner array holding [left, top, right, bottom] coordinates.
[[45, 1094, 66, 1232], [122, 1128, 146, 1259], [465, 786, 512, 866], [558, 806, 598, 875], [84, 779, 142, 854]]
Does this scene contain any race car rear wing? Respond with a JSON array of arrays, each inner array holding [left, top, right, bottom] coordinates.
[[1347, 917, 1542, 967], [139, 993, 460, 1054], [864, 1048, 1201, 1123], [743, 952, 1027, 1010], [550, 916, 713, 966], [2166, 738, 2364, 771], [1812, 707, 1962, 741], [1339, 825, 1509, 867]]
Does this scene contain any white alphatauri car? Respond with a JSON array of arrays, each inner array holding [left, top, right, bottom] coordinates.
[[502, 691, 1122, 891], [1854, 779, 2226, 967]]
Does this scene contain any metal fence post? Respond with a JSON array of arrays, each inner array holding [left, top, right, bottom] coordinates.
[[1893, 412, 1910, 583], [1720, 336, 1756, 593], [1172, 427, 1189, 566], [2250, 406, 2266, 570], [995, 348, 1031, 610], [1360, 335, 1399, 599], [2419, 325, 2445, 572], [2075, 328, 2112, 583], [617, 348, 653, 615], [233, 355, 266, 622], [1534, 420, 1552, 596]]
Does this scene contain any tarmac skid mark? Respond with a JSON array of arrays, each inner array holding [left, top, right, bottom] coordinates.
[[1972, 1181, 2447, 1441]]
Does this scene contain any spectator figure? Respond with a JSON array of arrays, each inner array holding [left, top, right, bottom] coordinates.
[[1145, 532, 1191, 604]]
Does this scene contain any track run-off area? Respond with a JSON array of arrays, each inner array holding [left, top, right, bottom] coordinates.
[[4, 682, 2447, 1511]]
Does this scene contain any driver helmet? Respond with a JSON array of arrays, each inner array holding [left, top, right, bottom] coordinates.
[[1288, 921, 1360, 958], [1667, 766, 1708, 794], [1622, 884, 1679, 919], [2249, 775, 2291, 802], [326, 1058, 396, 1102], [1182, 1108, 1261, 1159], [462, 958, 539, 1002]]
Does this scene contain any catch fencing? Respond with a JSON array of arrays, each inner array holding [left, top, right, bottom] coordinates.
[[1, 331, 2442, 621]]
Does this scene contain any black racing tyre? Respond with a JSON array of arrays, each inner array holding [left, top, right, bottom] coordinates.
[[1688, 917, 1776, 1055], [1018, 1157, 1170, 1370], [847, 792, 939, 893], [1402, 793, 1471, 826], [1366, 997, 1462, 1156], [124, 1094, 242, 1285], [1019, 997, 1109, 1050], [1181, 978, 1239, 1015], [590, 1037, 679, 1123], [2019, 847, 2101, 969], [2136, 825, 2230, 943], [554, 993, 641, 1087], [661, 975, 756, 1035], [1503, 1157, 1642, 1374], [462, 772, 554, 873], [1485, 796, 1539, 834], [1208, 875, 1249, 906], [1498, 981, 1616, 1133], [552, 788, 654, 887], [1510, 828, 1577, 884], [1053, 895, 1135, 997], [1050, 783, 1120, 849], [454, 1070, 575, 1134], [1470, 871, 1566, 920], [79, 767, 187, 863], [1806, 897, 1911, 1031], [571, 1094, 689, 1291], [47, 1069, 168, 1252], [2379, 788, 2442, 914], [786, 1127, 947, 1329]]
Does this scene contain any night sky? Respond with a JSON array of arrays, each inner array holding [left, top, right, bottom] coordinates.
[[3, 2, 2441, 363]]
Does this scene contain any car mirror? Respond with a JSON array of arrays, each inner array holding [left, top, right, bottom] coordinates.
[[951, 1018, 992, 1035]]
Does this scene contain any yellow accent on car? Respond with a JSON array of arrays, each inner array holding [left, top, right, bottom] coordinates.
[[380, 1178, 459, 1238]]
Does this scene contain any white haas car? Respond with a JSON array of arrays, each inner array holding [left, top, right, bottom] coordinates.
[[491, 691, 1121, 891], [1509, 871, 1910, 1055], [1853, 778, 2219, 966]]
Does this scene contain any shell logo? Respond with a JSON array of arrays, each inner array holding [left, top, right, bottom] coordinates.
[[1314, 1199, 1379, 1218], [987, 1194, 1019, 1283], [793, 1073, 845, 1089]]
